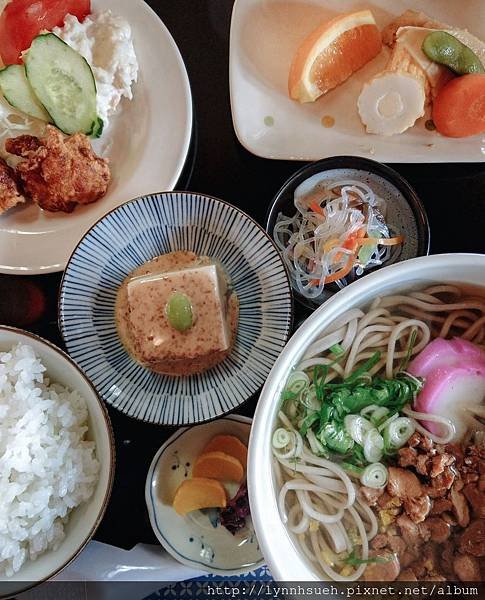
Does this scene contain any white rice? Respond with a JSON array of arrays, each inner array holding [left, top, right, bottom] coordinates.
[[0, 344, 99, 577]]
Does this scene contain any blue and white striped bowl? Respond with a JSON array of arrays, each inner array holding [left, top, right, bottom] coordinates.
[[59, 192, 293, 425]]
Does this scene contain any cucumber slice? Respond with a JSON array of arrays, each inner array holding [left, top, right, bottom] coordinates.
[[0, 64, 52, 122], [24, 33, 100, 136]]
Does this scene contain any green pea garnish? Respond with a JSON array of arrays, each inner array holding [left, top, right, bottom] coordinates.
[[166, 292, 193, 332], [422, 31, 485, 76]]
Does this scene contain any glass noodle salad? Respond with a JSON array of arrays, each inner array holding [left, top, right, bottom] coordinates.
[[274, 179, 404, 300]]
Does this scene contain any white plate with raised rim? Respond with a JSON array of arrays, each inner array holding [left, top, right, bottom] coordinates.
[[247, 253, 485, 580], [146, 415, 264, 576], [229, 0, 485, 162], [0, 0, 192, 274]]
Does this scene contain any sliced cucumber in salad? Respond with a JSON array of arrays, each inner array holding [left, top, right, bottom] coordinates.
[[24, 33, 102, 137], [0, 64, 52, 122]]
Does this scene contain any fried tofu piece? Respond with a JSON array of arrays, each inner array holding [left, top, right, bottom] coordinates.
[[5, 126, 110, 213], [0, 158, 25, 215], [382, 10, 449, 47]]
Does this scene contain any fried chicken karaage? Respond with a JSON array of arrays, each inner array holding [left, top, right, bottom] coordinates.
[[0, 158, 25, 215], [5, 126, 111, 213]]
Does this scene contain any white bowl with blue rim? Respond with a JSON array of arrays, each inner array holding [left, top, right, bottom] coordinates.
[[58, 192, 293, 425], [145, 415, 264, 575]]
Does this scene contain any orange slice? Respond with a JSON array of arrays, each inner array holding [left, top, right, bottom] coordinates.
[[192, 451, 244, 483], [288, 10, 382, 103], [172, 478, 227, 515], [202, 435, 248, 470]]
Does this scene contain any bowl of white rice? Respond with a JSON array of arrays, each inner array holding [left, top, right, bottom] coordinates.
[[0, 326, 114, 598]]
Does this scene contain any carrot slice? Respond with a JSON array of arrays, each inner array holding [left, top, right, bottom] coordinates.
[[335, 227, 366, 261], [310, 201, 325, 216], [357, 235, 404, 246], [322, 254, 356, 285], [432, 74, 485, 138]]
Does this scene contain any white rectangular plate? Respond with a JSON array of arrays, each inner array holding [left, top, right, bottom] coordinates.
[[229, 0, 485, 162]]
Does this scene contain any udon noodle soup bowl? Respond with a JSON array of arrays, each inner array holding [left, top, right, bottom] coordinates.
[[248, 253, 485, 581]]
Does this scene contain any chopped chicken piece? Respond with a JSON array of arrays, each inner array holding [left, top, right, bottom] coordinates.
[[378, 492, 402, 510], [463, 483, 485, 519], [359, 485, 385, 506], [421, 517, 451, 543], [398, 568, 418, 581], [404, 495, 431, 523], [416, 453, 430, 475], [451, 486, 471, 528], [388, 467, 424, 499], [430, 453, 454, 478], [425, 466, 456, 498], [407, 432, 422, 447], [430, 498, 453, 515], [459, 520, 485, 557], [0, 158, 25, 215], [453, 554, 481, 581], [445, 443, 464, 467], [397, 514, 423, 547], [371, 533, 389, 549], [398, 447, 418, 468], [388, 534, 407, 557], [363, 551, 400, 581], [5, 126, 110, 213]]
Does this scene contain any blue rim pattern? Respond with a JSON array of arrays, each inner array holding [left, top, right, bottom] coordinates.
[[59, 193, 292, 425]]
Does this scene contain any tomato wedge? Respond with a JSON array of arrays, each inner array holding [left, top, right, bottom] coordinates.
[[0, 0, 91, 65]]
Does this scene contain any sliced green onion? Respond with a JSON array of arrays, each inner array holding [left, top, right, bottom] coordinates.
[[330, 343, 345, 357], [360, 462, 388, 489], [384, 417, 415, 449], [343, 351, 381, 384], [398, 327, 418, 372], [344, 547, 391, 566], [286, 371, 310, 396], [363, 428, 384, 463], [341, 462, 364, 477], [370, 406, 390, 427], [344, 414, 374, 446], [377, 412, 399, 432], [360, 404, 381, 417], [300, 386, 320, 411], [299, 411, 319, 436], [306, 429, 328, 457], [272, 428, 291, 449]]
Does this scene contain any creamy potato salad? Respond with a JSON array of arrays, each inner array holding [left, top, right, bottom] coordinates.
[[53, 10, 138, 129]]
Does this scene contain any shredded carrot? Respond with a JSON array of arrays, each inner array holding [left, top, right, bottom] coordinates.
[[324, 254, 355, 284], [310, 254, 355, 287], [309, 234, 404, 287], [323, 238, 339, 253], [310, 202, 325, 216], [357, 235, 404, 247], [335, 227, 366, 261]]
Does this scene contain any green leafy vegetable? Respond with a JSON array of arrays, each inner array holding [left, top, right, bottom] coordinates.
[[300, 412, 319, 436], [330, 343, 345, 357], [280, 348, 424, 468], [344, 549, 392, 567], [398, 327, 418, 372], [341, 462, 364, 476], [319, 422, 354, 454]]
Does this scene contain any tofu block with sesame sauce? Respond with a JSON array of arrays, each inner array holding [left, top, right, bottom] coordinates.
[[123, 257, 239, 376]]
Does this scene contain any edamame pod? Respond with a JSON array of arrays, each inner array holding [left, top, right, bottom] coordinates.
[[422, 31, 485, 75]]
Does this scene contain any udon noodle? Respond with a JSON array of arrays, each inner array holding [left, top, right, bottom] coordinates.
[[274, 285, 485, 581]]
